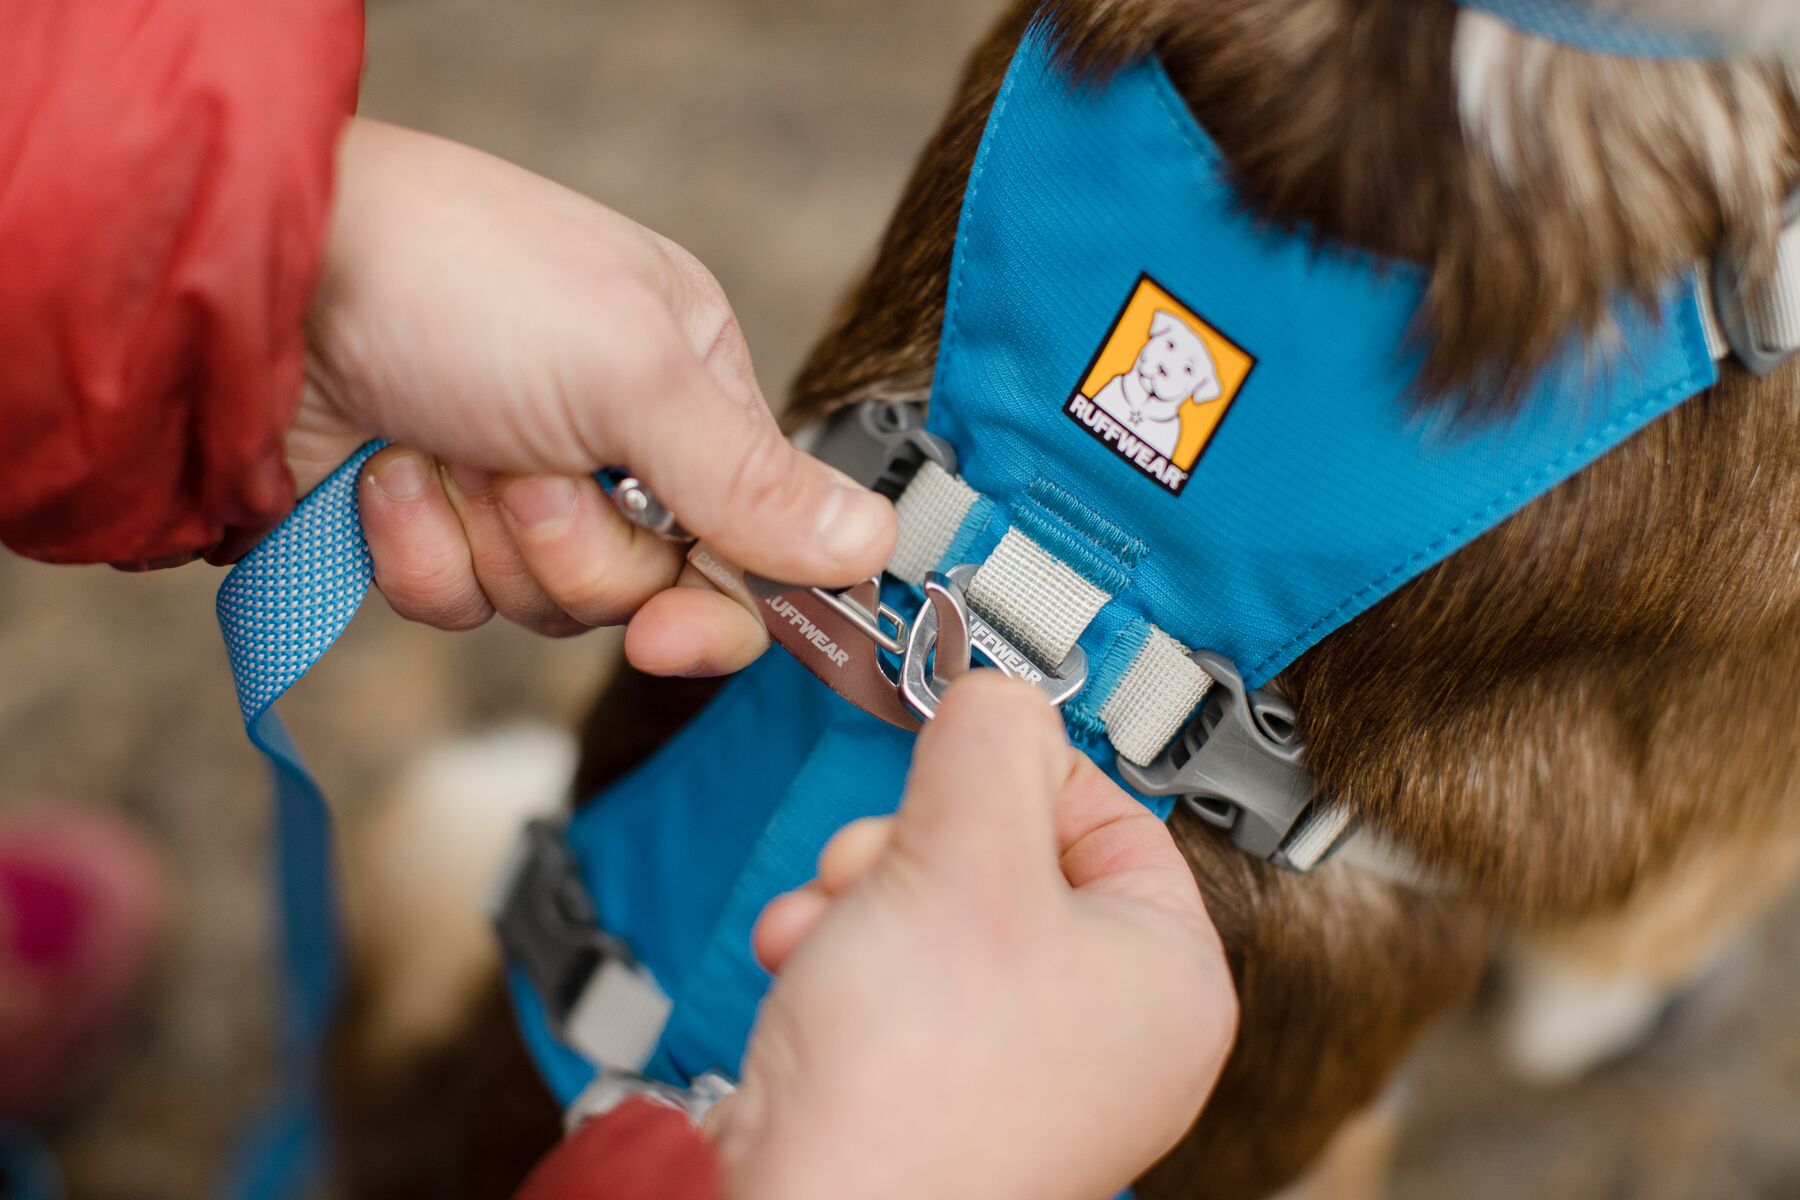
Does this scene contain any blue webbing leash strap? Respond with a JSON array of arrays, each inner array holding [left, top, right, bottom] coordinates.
[[0, 1128, 62, 1200], [214, 441, 386, 1200]]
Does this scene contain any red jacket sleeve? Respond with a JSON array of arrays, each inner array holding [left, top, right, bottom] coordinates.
[[0, 0, 363, 568], [514, 1099, 721, 1200]]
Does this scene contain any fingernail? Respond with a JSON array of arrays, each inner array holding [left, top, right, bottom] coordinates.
[[447, 464, 494, 496], [372, 453, 429, 502], [502, 476, 578, 536], [815, 484, 892, 566]]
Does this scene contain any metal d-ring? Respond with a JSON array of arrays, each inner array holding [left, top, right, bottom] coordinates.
[[899, 563, 1088, 721]]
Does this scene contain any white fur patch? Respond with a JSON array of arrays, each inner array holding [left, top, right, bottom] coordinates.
[[1499, 950, 1666, 1086], [1453, 12, 1554, 183], [344, 723, 577, 1064], [1454, 12, 1517, 175]]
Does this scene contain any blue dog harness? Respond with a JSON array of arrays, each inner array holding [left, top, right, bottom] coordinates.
[[212, 5, 1800, 1197], [492, 20, 1749, 1107]]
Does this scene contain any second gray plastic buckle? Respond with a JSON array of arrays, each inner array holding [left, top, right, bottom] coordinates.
[[806, 399, 956, 498], [1118, 651, 1340, 870], [492, 820, 670, 1071]]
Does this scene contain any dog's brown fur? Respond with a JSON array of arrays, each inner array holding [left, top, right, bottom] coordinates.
[[334, 3, 1800, 1196], [781, 7, 1800, 1193]]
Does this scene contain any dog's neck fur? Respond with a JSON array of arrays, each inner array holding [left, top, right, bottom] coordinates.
[[790, 0, 1800, 917], [1039, 0, 1800, 404], [571, 9, 1800, 1196], [797, 1, 1800, 419]]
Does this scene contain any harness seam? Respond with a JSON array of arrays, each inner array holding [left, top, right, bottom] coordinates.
[[1012, 503, 1134, 596], [1024, 477, 1148, 567], [1064, 616, 1153, 741]]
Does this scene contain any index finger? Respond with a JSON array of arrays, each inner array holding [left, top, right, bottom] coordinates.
[[582, 302, 896, 589]]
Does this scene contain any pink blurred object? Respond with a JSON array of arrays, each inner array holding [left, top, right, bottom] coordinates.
[[0, 808, 168, 1121]]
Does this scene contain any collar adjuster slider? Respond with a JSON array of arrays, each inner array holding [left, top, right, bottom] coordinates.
[[1710, 190, 1800, 377]]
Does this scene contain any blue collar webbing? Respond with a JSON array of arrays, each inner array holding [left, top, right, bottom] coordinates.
[[1452, 0, 1726, 59]]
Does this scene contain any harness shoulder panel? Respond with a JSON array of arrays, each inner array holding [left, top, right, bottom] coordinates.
[[927, 25, 1716, 692], [533, 22, 1721, 1095]]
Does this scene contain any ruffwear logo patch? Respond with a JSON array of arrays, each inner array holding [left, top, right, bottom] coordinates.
[[1063, 275, 1255, 496]]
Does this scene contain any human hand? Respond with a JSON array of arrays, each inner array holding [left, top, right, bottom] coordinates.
[[713, 674, 1238, 1200], [293, 119, 893, 669]]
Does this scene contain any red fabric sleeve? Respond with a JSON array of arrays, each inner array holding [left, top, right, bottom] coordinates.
[[0, 0, 363, 569], [514, 1100, 721, 1200]]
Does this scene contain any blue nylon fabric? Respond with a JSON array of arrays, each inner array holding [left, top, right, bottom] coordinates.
[[926, 24, 1717, 694], [548, 22, 1719, 1121], [1452, 0, 1725, 59], [215, 441, 386, 1200], [650, 692, 913, 1081]]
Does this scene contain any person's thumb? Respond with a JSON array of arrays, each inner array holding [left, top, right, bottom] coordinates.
[[605, 315, 896, 588], [892, 672, 1075, 886]]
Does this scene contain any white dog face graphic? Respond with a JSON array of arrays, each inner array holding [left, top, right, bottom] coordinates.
[[1084, 309, 1224, 460], [1132, 309, 1222, 417]]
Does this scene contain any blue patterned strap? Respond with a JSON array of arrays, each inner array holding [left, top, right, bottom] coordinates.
[[1452, 0, 1724, 59], [218, 441, 387, 726], [213, 440, 386, 1200]]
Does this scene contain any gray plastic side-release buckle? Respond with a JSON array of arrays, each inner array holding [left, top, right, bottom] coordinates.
[[492, 820, 671, 1073], [1712, 189, 1800, 377], [806, 399, 957, 498], [1117, 651, 1352, 872]]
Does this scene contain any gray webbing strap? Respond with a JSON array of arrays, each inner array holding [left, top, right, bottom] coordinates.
[[881, 426, 1426, 883], [1751, 226, 1800, 354], [967, 529, 1109, 669], [890, 461, 978, 584], [888, 462, 1215, 769], [1099, 629, 1216, 768], [1697, 272, 1732, 362]]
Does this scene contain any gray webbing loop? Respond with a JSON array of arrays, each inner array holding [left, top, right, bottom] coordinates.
[[898, 563, 1089, 721]]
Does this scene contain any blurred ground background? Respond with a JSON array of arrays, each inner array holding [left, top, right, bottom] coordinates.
[[4, 0, 1799, 1196]]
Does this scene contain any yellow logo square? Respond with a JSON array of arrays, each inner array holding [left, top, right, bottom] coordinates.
[[1063, 276, 1255, 495]]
